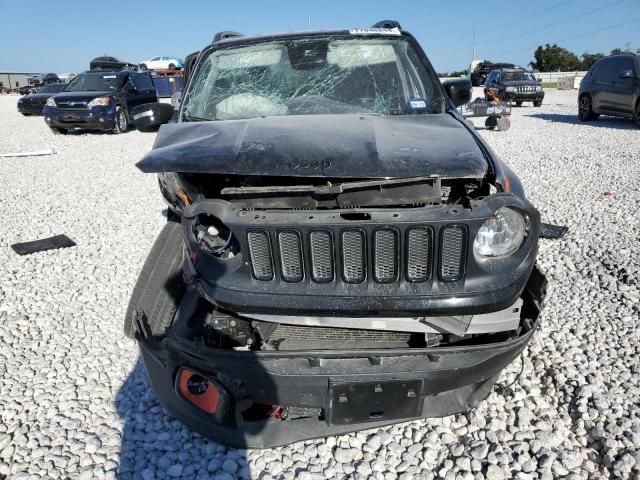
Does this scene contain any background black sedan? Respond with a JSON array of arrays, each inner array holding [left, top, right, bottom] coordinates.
[[18, 83, 67, 115]]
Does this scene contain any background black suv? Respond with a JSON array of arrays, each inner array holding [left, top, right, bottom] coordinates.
[[471, 61, 515, 86], [484, 68, 544, 107], [579, 54, 640, 127], [43, 70, 157, 134]]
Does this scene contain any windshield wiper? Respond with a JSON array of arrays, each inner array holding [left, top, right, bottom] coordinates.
[[181, 114, 212, 122]]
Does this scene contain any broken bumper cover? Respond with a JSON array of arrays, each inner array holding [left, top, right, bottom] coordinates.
[[139, 313, 540, 448]]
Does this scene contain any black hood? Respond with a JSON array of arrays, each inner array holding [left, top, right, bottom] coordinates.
[[136, 114, 488, 179], [20, 92, 55, 102]]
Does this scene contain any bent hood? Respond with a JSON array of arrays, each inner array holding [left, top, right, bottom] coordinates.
[[136, 114, 487, 178]]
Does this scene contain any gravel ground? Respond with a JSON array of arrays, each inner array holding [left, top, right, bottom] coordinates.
[[0, 90, 639, 480]]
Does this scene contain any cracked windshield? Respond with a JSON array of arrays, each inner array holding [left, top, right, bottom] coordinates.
[[182, 36, 445, 121]]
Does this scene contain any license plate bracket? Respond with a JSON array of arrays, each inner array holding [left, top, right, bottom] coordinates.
[[328, 379, 423, 425]]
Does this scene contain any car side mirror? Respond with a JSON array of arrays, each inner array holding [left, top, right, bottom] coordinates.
[[131, 102, 174, 132], [442, 78, 472, 107], [619, 70, 633, 79]]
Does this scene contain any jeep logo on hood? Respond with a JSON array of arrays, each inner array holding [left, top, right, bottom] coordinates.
[[288, 159, 332, 171]]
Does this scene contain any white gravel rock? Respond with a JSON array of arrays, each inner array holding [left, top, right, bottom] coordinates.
[[1, 89, 639, 479]]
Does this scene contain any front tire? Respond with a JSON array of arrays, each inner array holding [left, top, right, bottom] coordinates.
[[21, 112, 31, 116], [50, 127, 68, 135], [485, 117, 498, 130], [634, 101, 640, 129], [515, 101, 523, 107], [533, 100, 542, 107], [578, 94, 598, 121], [124, 220, 186, 339], [113, 106, 129, 134]]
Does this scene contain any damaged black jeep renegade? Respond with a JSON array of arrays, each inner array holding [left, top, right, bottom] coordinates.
[[126, 22, 547, 448]]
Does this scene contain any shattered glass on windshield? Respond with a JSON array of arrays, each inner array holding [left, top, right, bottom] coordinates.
[[182, 36, 445, 121]]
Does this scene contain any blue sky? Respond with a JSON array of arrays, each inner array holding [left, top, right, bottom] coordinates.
[[1, 0, 638, 73]]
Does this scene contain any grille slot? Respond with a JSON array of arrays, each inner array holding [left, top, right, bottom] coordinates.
[[440, 226, 467, 282], [309, 231, 334, 282], [407, 227, 433, 282], [374, 229, 398, 283], [247, 231, 273, 281], [278, 231, 303, 282], [342, 230, 366, 283]]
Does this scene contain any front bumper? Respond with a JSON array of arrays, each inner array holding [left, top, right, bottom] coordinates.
[[138, 266, 546, 448], [18, 103, 45, 115], [509, 91, 544, 102], [43, 105, 116, 130]]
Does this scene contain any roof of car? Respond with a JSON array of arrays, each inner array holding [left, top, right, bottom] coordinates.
[[211, 27, 406, 47]]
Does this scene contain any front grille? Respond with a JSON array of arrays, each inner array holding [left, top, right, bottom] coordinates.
[[246, 225, 468, 285], [342, 230, 366, 283], [247, 231, 273, 280], [56, 101, 88, 109], [374, 229, 398, 283], [278, 231, 303, 282], [440, 226, 466, 282], [516, 85, 537, 93], [309, 231, 334, 282], [407, 227, 433, 282]]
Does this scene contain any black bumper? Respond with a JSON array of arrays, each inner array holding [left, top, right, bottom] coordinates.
[[18, 103, 44, 115], [43, 106, 116, 131], [138, 276, 544, 448], [512, 92, 544, 102]]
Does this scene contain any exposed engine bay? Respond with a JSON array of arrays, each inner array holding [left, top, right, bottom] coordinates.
[[159, 172, 492, 212]]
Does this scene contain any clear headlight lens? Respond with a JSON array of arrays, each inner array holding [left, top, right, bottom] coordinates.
[[45, 97, 56, 107], [473, 207, 526, 258], [505, 86, 516, 92], [536, 85, 543, 92], [87, 96, 110, 108]]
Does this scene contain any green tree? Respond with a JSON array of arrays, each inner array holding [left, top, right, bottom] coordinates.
[[610, 48, 623, 55], [579, 52, 605, 70], [529, 44, 580, 72]]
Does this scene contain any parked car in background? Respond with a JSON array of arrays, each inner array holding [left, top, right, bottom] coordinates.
[[470, 61, 516, 86], [579, 54, 640, 127], [139, 56, 184, 71], [484, 68, 544, 107], [125, 21, 547, 447], [17, 83, 66, 115], [43, 70, 157, 134], [90, 56, 137, 71]]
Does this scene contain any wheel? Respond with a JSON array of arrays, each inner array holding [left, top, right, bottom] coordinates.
[[21, 112, 31, 116], [168, 63, 176, 70], [515, 101, 523, 107], [50, 127, 68, 135], [533, 100, 542, 107], [113, 106, 129, 134], [496, 117, 511, 131], [634, 101, 640, 129], [124, 220, 186, 339], [578, 95, 598, 122], [139, 63, 148, 71], [485, 117, 498, 130]]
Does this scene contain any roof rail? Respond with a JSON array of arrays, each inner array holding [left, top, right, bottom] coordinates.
[[371, 20, 402, 30], [212, 31, 245, 43]]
